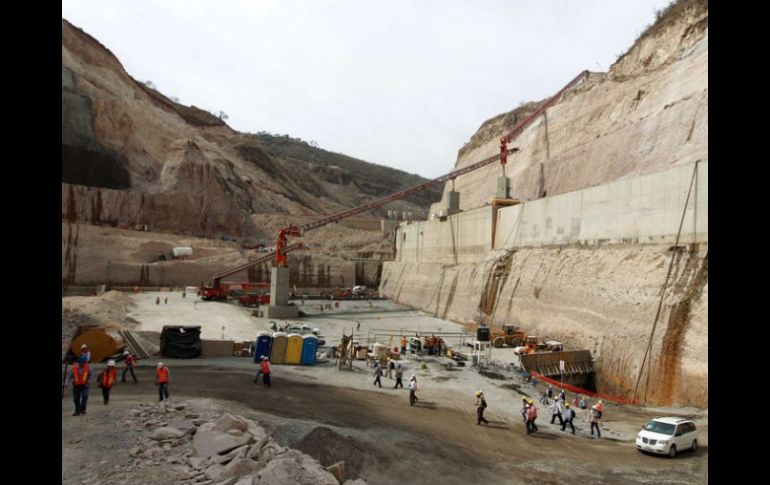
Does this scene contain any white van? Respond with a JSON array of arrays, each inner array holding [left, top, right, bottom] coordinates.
[[636, 417, 698, 457]]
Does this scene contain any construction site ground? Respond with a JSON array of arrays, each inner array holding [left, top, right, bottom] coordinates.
[[63, 293, 708, 484]]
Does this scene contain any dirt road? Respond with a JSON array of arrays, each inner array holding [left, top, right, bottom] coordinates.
[[62, 364, 707, 484]]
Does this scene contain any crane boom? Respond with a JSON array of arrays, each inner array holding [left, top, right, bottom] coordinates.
[[273, 146, 521, 266], [499, 69, 589, 166], [212, 242, 304, 282], [279, 68, 592, 260], [200, 242, 303, 300], [298, 147, 521, 233]]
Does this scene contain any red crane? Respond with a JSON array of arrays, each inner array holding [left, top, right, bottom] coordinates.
[[205, 69, 589, 299], [273, 146, 520, 266], [276, 70, 590, 266], [498, 70, 589, 168], [200, 242, 303, 300]]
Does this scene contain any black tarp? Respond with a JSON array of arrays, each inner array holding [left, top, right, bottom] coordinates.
[[160, 326, 202, 358]]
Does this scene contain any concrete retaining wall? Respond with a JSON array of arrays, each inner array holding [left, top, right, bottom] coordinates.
[[495, 161, 707, 248], [396, 161, 707, 265], [395, 207, 493, 265]]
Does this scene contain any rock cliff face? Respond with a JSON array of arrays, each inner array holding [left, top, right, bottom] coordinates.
[[430, 0, 707, 215], [61, 19, 440, 240], [383, 0, 708, 407]]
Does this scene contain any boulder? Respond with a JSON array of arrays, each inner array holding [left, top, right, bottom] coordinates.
[[194, 422, 252, 458], [212, 414, 248, 433], [218, 458, 260, 481], [245, 420, 266, 440], [212, 445, 248, 465], [204, 464, 225, 481], [233, 476, 255, 485], [253, 450, 338, 485], [246, 434, 272, 460]]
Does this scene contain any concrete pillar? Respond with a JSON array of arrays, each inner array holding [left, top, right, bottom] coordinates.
[[447, 191, 460, 215], [496, 176, 510, 199], [267, 266, 298, 318]]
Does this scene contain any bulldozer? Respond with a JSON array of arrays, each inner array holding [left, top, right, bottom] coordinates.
[[490, 324, 527, 348]]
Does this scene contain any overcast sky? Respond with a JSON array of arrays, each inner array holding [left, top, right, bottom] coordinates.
[[62, 0, 671, 179]]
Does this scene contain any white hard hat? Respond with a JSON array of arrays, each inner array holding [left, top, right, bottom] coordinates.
[[107, 360, 116, 367], [123, 350, 129, 355], [157, 362, 164, 368], [81, 344, 88, 349]]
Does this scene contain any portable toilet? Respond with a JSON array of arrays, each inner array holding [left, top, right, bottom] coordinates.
[[254, 331, 273, 363], [300, 335, 318, 365], [285, 333, 303, 365], [270, 332, 288, 364]]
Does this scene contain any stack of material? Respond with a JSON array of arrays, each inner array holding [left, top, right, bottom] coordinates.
[[119, 330, 150, 359]]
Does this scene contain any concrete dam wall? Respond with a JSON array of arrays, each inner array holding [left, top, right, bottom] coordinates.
[[381, 161, 708, 407]]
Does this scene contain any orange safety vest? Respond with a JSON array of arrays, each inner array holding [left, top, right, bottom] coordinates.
[[260, 360, 271, 374], [401, 338, 407, 346], [596, 402, 604, 412], [72, 363, 90, 386], [157, 366, 169, 383], [100, 368, 117, 389]]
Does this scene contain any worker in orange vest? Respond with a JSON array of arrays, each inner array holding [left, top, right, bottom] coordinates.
[[156, 362, 170, 402], [400, 336, 408, 355], [259, 356, 272, 388], [67, 355, 91, 416], [97, 360, 117, 405]]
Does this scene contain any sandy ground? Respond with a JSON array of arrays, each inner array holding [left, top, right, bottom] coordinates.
[[62, 358, 708, 485], [65, 294, 707, 484], [126, 293, 470, 344]]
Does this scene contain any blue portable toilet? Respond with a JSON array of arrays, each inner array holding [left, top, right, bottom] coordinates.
[[254, 331, 273, 363], [300, 335, 318, 365]]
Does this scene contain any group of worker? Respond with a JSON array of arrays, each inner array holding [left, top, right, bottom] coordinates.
[[399, 334, 446, 356], [66, 344, 171, 416], [371, 361, 417, 404], [474, 385, 605, 438], [544, 385, 605, 437]]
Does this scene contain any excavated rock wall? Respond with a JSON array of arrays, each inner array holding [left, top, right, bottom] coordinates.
[[381, 245, 707, 407], [61, 223, 357, 288], [385, 2, 708, 407], [429, 2, 707, 215]]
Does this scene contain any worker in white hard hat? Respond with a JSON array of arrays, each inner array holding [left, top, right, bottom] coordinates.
[[80, 344, 92, 363], [155, 362, 170, 402], [121, 350, 138, 383], [475, 391, 489, 425], [408, 375, 418, 406], [97, 360, 118, 405]]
